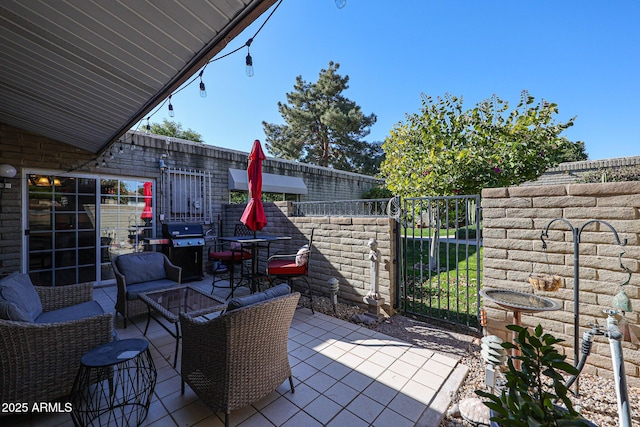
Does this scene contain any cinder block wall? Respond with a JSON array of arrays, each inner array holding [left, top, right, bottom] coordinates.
[[482, 182, 640, 385], [525, 155, 640, 186], [0, 124, 380, 275], [222, 202, 397, 312]]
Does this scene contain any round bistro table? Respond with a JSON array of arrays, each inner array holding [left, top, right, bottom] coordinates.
[[70, 338, 156, 427]]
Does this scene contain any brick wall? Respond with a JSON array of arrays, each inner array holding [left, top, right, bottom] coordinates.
[[525, 156, 640, 186], [0, 124, 380, 275], [482, 182, 640, 385], [222, 202, 397, 312]]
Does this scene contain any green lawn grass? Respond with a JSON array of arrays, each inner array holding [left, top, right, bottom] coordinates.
[[401, 236, 483, 328]]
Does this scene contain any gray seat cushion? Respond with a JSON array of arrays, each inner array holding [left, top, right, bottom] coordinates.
[[126, 279, 179, 300], [35, 300, 104, 324], [0, 273, 43, 322], [227, 283, 291, 312], [116, 252, 167, 284]]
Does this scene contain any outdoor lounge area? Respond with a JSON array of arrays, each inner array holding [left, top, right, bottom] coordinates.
[[4, 275, 466, 427]]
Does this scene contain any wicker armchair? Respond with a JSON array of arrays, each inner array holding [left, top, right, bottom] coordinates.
[[112, 252, 181, 327], [0, 282, 114, 407], [180, 291, 300, 427]]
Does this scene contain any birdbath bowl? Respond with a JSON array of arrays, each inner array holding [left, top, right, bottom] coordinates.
[[480, 288, 561, 313], [480, 288, 561, 369]]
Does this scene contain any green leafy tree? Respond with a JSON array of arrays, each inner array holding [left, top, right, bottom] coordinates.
[[149, 119, 202, 142], [380, 92, 581, 197], [263, 61, 379, 173], [557, 140, 588, 163]]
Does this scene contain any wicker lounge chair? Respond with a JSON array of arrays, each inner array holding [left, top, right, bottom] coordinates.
[[0, 279, 114, 407], [112, 251, 181, 327], [180, 286, 299, 427]]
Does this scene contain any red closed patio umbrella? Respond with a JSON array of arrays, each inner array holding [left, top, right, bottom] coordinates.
[[240, 140, 267, 233]]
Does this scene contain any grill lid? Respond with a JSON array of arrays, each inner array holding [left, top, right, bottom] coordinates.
[[162, 223, 205, 238]]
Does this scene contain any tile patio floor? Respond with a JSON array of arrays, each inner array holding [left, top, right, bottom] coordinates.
[[7, 277, 468, 427]]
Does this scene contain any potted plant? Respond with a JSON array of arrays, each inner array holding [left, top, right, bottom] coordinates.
[[476, 324, 597, 426]]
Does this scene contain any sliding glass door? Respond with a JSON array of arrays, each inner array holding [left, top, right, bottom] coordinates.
[[25, 173, 154, 286]]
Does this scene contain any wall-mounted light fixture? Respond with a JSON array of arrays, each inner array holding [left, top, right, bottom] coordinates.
[[159, 159, 168, 171], [0, 164, 17, 189]]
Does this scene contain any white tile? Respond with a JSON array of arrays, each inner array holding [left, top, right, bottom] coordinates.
[[422, 359, 454, 378], [291, 332, 315, 345], [324, 381, 359, 406], [283, 382, 321, 409], [354, 360, 385, 380], [303, 395, 343, 425], [318, 343, 347, 360], [322, 360, 352, 380], [325, 409, 370, 427], [345, 394, 385, 424], [367, 349, 397, 369], [340, 370, 374, 390], [376, 370, 410, 391], [372, 407, 415, 427], [259, 395, 300, 425], [362, 380, 399, 406], [171, 398, 213, 426], [305, 371, 338, 394], [400, 379, 437, 405], [304, 351, 334, 370], [387, 392, 427, 423], [335, 352, 365, 369], [281, 410, 324, 427], [388, 359, 420, 378], [291, 361, 318, 382]]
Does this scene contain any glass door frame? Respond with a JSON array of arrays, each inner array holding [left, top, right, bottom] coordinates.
[[22, 169, 156, 286]]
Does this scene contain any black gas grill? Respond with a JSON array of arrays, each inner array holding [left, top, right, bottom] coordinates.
[[161, 223, 205, 282]]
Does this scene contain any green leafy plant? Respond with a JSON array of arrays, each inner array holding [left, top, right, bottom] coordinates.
[[476, 324, 593, 426]]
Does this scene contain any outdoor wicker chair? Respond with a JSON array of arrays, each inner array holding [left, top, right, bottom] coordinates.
[[0, 281, 114, 407], [180, 289, 300, 427], [266, 228, 315, 313], [112, 252, 182, 327]]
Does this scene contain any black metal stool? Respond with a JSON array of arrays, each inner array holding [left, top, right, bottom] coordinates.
[[70, 338, 156, 427]]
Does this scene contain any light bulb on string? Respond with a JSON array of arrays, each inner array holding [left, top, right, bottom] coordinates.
[[119, 145, 124, 154], [199, 71, 207, 98], [245, 38, 254, 77], [168, 96, 175, 117], [131, 140, 137, 151], [95, 160, 100, 169], [101, 158, 107, 167], [109, 149, 114, 159], [145, 117, 151, 135], [335, 0, 346, 9]]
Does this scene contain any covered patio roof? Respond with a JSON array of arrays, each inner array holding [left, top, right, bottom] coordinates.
[[0, 0, 277, 155]]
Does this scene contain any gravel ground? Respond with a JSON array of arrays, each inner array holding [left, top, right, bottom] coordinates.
[[312, 296, 640, 426]]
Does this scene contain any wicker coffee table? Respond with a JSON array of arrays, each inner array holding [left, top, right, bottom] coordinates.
[[139, 285, 225, 367]]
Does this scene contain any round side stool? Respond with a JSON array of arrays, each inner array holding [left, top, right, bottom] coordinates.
[[70, 338, 156, 427]]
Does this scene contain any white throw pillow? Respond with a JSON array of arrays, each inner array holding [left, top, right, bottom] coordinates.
[[295, 245, 310, 266]]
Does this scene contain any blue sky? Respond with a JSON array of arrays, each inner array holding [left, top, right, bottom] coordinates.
[[148, 0, 639, 161]]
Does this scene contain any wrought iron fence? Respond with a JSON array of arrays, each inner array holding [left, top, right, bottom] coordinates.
[[292, 199, 390, 217], [399, 195, 482, 331]]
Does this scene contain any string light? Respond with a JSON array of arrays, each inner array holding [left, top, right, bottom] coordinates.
[[335, 0, 346, 8], [245, 38, 254, 77], [199, 70, 207, 98], [168, 95, 175, 117], [64, 0, 308, 176]]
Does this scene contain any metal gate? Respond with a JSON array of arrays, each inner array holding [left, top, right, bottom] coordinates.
[[398, 195, 482, 331]]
